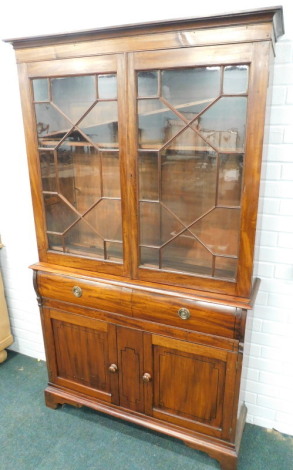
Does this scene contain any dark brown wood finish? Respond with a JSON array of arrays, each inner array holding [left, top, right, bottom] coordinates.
[[7, 8, 284, 470]]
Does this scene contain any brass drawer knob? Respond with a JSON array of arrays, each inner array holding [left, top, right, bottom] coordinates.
[[178, 307, 190, 320], [142, 372, 152, 383], [72, 286, 82, 298], [109, 364, 118, 373]]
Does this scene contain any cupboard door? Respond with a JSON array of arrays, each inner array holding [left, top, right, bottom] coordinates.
[[23, 54, 129, 276], [146, 335, 237, 439], [129, 43, 270, 297], [43, 308, 119, 404]]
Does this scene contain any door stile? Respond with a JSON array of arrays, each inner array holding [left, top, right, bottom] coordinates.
[[117, 53, 132, 279], [17, 62, 49, 261], [126, 52, 140, 280], [143, 332, 154, 415], [236, 41, 271, 298]]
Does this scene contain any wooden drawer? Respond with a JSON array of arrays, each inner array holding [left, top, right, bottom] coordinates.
[[37, 272, 132, 315], [131, 289, 240, 339]]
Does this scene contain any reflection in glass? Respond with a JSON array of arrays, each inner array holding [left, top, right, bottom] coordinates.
[[138, 152, 159, 201], [138, 99, 183, 149], [57, 135, 101, 210], [40, 151, 56, 191], [139, 202, 184, 247], [189, 208, 241, 256], [161, 233, 213, 275], [197, 97, 247, 151], [98, 74, 117, 99], [101, 152, 120, 197], [161, 67, 221, 118], [218, 154, 243, 206], [140, 202, 161, 247], [161, 144, 217, 226], [105, 241, 123, 261], [44, 194, 78, 233], [34, 103, 72, 147], [140, 246, 159, 268], [84, 199, 122, 241], [47, 234, 63, 252], [138, 71, 159, 97], [51, 75, 96, 123], [214, 256, 237, 279], [64, 218, 104, 257], [33, 79, 49, 102], [223, 65, 248, 94], [80, 101, 118, 148]]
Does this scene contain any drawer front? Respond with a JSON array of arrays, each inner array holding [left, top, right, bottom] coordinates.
[[37, 272, 132, 315], [131, 289, 238, 339]]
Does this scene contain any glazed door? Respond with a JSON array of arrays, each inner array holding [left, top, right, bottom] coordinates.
[[144, 334, 238, 440], [21, 54, 129, 276], [42, 308, 119, 404], [128, 42, 270, 297]]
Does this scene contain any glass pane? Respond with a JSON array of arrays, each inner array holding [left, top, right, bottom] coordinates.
[[98, 74, 117, 99], [105, 241, 123, 261], [33, 79, 49, 102], [161, 67, 221, 119], [189, 208, 241, 256], [138, 99, 184, 149], [140, 246, 159, 268], [138, 71, 159, 97], [57, 135, 101, 211], [223, 65, 248, 94], [44, 195, 79, 233], [218, 154, 243, 206], [40, 151, 56, 191], [161, 233, 213, 275], [64, 218, 104, 258], [139, 202, 184, 247], [51, 75, 96, 123], [198, 97, 247, 152], [161, 141, 217, 226], [138, 152, 159, 201], [47, 233, 63, 252], [34, 103, 72, 148], [139, 202, 161, 247], [101, 152, 120, 197], [79, 101, 118, 148], [214, 257, 237, 280], [84, 199, 122, 241]]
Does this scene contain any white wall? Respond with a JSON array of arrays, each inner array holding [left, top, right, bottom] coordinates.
[[0, 0, 292, 436]]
